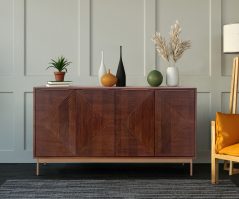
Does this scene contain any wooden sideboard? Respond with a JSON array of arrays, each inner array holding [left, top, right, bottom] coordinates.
[[34, 87, 196, 175]]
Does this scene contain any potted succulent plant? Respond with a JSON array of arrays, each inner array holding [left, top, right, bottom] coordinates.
[[46, 56, 72, 81]]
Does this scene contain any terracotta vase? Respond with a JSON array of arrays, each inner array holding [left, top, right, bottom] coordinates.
[[54, 72, 65, 81], [101, 69, 117, 87]]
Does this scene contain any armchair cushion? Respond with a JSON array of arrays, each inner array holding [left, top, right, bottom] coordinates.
[[215, 112, 239, 153], [218, 143, 239, 156]]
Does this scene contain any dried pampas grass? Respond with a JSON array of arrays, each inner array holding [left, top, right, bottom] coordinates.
[[152, 33, 170, 62], [152, 20, 191, 63]]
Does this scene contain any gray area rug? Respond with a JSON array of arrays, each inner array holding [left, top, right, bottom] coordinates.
[[0, 179, 239, 199]]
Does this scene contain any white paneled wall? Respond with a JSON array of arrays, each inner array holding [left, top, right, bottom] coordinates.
[[25, 0, 79, 76], [0, 0, 238, 162], [0, 0, 13, 75], [157, 0, 210, 76]]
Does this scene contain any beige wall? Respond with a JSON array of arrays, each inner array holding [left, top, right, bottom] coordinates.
[[0, 0, 238, 162]]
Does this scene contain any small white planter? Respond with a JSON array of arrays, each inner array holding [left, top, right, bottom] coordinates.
[[166, 65, 179, 86]]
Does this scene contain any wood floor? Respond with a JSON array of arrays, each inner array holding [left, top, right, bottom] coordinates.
[[0, 163, 238, 187]]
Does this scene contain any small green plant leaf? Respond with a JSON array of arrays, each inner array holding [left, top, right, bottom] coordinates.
[[46, 56, 72, 72]]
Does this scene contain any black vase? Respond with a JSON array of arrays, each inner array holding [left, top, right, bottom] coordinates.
[[116, 46, 126, 87]]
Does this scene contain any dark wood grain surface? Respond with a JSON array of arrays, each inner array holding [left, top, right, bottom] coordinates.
[[115, 90, 155, 156], [76, 90, 115, 156], [35, 89, 76, 157], [34, 87, 196, 158], [155, 89, 196, 157]]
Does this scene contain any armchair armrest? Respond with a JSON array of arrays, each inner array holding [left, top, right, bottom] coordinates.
[[211, 121, 216, 155]]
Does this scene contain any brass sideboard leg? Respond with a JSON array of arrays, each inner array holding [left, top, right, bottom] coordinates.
[[190, 160, 193, 176], [36, 160, 39, 176]]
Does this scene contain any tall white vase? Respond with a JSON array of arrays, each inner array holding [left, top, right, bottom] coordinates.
[[98, 51, 107, 86], [166, 64, 179, 86]]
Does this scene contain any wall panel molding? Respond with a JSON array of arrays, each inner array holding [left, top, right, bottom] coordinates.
[[80, 0, 156, 84], [0, 0, 14, 76], [221, 0, 239, 77], [24, 92, 33, 151], [156, 0, 210, 77], [0, 92, 14, 151], [24, 0, 79, 77]]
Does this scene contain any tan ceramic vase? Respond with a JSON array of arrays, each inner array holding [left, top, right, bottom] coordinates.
[[101, 69, 117, 87]]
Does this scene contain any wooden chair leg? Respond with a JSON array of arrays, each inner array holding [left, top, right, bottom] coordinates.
[[190, 160, 193, 176], [224, 160, 229, 171], [36, 160, 39, 176], [229, 161, 233, 176], [211, 156, 218, 184]]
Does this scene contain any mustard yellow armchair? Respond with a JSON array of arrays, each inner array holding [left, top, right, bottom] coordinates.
[[211, 112, 239, 184]]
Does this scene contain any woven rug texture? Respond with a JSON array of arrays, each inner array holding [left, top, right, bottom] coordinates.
[[0, 179, 239, 199]]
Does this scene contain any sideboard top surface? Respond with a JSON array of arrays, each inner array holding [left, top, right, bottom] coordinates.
[[34, 86, 197, 91]]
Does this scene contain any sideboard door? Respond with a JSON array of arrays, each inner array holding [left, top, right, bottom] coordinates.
[[35, 89, 76, 157], [76, 90, 115, 156], [155, 90, 195, 157], [115, 90, 155, 156]]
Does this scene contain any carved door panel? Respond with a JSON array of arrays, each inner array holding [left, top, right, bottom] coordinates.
[[35, 89, 76, 156], [155, 90, 195, 157], [76, 89, 115, 156], [115, 90, 155, 156]]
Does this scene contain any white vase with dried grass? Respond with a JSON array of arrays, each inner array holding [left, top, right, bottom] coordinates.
[[166, 62, 179, 86], [152, 20, 191, 86]]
